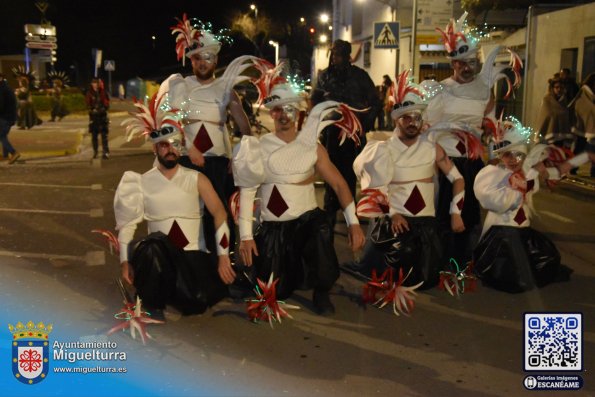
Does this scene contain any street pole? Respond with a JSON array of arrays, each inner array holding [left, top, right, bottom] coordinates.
[[108, 71, 112, 97], [411, 0, 418, 80]]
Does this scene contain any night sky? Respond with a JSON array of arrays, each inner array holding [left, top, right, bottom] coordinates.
[[0, 0, 331, 85]]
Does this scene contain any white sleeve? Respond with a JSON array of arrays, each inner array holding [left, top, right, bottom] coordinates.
[[474, 166, 523, 214], [158, 73, 186, 109], [113, 171, 144, 262], [353, 140, 393, 190], [424, 92, 444, 127], [238, 187, 258, 241], [232, 136, 265, 188]]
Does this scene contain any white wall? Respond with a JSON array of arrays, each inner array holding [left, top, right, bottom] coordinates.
[[525, 3, 595, 128]]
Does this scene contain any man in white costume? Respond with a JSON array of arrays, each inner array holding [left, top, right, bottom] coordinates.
[[473, 117, 567, 292], [424, 12, 522, 267], [233, 83, 365, 315], [115, 101, 234, 317], [160, 14, 255, 256], [354, 71, 465, 288]]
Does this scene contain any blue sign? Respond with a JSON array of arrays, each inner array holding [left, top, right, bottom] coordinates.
[[374, 22, 399, 49]]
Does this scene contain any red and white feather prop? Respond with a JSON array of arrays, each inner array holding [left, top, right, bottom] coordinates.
[[435, 19, 466, 54], [246, 273, 299, 328], [363, 267, 423, 316], [121, 93, 182, 142], [332, 103, 367, 146], [453, 129, 484, 160], [107, 297, 164, 345], [503, 49, 523, 99], [91, 229, 120, 256], [389, 70, 425, 106], [170, 13, 202, 64], [356, 189, 389, 218], [250, 59, 287, 105]]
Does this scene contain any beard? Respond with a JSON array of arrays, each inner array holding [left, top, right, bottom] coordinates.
[[193, 65, 215, 81], [157, 152, 179, 169]]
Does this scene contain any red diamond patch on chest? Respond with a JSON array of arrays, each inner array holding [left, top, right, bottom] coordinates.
[[168, 220, 189, 249], [455, 140, 467, 155], [267, 185, 289, 217], [194, 124, 214, 153], [514, 207, 527, 225], [403, 185, 426, 215]]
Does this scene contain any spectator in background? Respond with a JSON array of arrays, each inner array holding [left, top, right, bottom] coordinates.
[[85, 78, 110, 159], [13, 69, 42, 130], [571, 72, 595, 176], [536, 77, 572, 146], [381, 74, 393, 130], [0, 73, 20, 164], [560, 68, 580, 103], [375, 85, 385, 130], [48, 71, 70, 122], [311, 39, 380, 242]]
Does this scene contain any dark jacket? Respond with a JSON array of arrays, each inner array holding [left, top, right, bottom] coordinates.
[[0, 79, 18, 125], [312, 64, 380, 132]]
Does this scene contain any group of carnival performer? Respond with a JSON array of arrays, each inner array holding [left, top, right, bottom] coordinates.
[[234, 81, 365, 315], [352, 11, 589, 294], [12, 66, 43, 130], [113, 12, 367, 319]]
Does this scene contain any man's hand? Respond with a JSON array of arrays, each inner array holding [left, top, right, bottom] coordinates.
[[121, 261, 134, 285], [217, 255, 236, 285], [509, 171, 527, 193], [239, 239, 258, 266], [188, 145, 205, 167], [391, 213, 410, 234], [347, 224, 365, 252], [451, 213, 465, 233]]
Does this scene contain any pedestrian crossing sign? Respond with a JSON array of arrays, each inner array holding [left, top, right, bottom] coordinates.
[[374, 22, 399, 49]]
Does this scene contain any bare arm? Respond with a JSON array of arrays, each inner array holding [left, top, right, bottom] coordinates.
[[436, 144, 465, 232], [228, 90, 252, 136], [315, 144, 365, 251], [197, 173, 236, 284]]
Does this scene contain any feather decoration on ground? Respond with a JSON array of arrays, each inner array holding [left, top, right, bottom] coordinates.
[[250, 59, 287, 106], [363, 267, 423, 316], [121, 92, 182, 142], [438, 258, 477, 296], [91, 229, 120, 255], [107, 296, 164, 345], [246, 273, 299, 328], [332, 103, 368, 147], [356, 188, 390, 218]]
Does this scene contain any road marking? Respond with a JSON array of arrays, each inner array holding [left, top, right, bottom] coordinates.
[[0, 208, 103, 217], [0, 182, 102, 190], [0, 250, 105, 266], [539, 210, 574, 223]]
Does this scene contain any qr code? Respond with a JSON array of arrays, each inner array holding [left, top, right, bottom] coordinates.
[[524, 313, 582, 371]]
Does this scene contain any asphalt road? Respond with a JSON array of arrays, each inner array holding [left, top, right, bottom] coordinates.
[[0, 108, 593, 397]]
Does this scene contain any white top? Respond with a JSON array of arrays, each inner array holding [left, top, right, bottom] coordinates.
[[354, 135, 437, 217], [114, 167, 207, 262], [474, 165, 540, 236]]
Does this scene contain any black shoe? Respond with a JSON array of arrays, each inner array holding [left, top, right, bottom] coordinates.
[[312, 289, 335, 316], [93, 152, 98, 159], [102, 153, 110, 159]]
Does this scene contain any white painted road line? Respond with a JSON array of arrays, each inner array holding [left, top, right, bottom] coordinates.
[[0, 250, 105, 266], [539, 210, 575, 223], [0, 182, 102, 190], [0, 208, 104, 217]]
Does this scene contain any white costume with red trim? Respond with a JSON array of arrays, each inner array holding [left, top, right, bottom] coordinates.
[[354, 135, 437, 217], [114, 167, 207, 262], [474, 165, 538, 235], [159, 55, 257, 158]]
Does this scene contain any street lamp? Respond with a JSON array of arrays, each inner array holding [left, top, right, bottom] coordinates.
[[268, 40, 279, 65], [320, 13, 329, 24], [250, 4, 258, 20], [151, 35, 156, 49], [300, 17, 305, 23], [319, 34, 328, 44]]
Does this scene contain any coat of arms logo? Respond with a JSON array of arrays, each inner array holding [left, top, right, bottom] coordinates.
[[8, 321, 53, 384]]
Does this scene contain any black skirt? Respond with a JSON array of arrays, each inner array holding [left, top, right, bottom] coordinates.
[[253, 208, 339, 300], [473, 226, 562, 293], [383, 216, 443, 289], [129, 232, 228, 314]]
